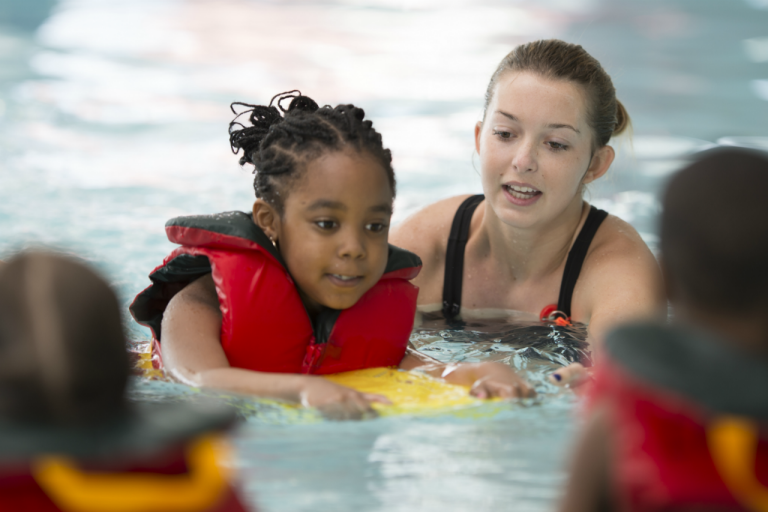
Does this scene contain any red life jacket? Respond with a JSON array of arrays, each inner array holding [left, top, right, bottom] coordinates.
[[130, 211, 422, 375], [592, 323, 768, 512]]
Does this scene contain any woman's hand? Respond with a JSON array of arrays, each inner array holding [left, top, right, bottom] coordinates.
[[298, 377, 391, 420], [549, 363, 593, 396], [400, 349, 535, 399], [443, 362, 536, 399]]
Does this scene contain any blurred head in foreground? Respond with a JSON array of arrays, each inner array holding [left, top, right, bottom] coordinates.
[[0, 252, 128, 425], [660, 146, 768, 353], [558, 147, 768, 512]]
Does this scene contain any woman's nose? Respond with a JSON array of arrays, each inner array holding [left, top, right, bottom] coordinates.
[[512, 138, 537, 173]]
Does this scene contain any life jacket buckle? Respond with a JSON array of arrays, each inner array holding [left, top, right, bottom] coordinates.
[[301, 338, 325, 374]]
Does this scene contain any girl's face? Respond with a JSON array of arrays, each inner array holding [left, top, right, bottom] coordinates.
[[476, 71, 614, 229], [255, 149, 393, 314]]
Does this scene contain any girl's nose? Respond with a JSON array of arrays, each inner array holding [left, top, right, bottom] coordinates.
[[338, 229, 366, 259], [512, 138, 537, 173]]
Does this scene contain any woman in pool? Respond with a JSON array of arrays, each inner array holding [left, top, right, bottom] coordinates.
[[131, 92, 532, 419], [391, 40, 665, 376]]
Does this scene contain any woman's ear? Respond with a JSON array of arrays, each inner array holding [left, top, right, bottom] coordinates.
[[582, 145, 615, 185], [474, 121, 483, 154], [252, 200, 281, 243]]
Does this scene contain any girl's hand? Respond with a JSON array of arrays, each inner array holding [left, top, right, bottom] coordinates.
[[444, 362, 536, 399], [298, 377, 392, 420]]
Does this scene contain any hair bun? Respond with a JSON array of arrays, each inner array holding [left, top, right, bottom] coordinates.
[[228, 102, 283, 165], [287, 95, 319, 113]]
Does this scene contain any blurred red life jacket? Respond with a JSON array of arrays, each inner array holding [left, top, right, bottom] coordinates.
[[130, 211, 421, 375], [591, 323, 768, 512], [0, 436, 247, 512], [0, 403, 249, 512]]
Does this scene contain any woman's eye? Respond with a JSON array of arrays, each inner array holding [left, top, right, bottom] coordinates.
[[366, 223, 387, 233], [315, 220, 338, 230], [547, 141, 569, 151], [493, 130, 513, 140]]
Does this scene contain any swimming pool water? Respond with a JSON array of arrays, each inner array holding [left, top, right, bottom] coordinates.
[[1, 0, 767, 510]]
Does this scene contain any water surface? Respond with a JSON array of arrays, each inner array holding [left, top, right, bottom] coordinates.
[[1, 0, 767, 510]]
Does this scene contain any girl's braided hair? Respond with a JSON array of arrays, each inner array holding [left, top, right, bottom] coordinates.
[[229, 91, 395, 213]]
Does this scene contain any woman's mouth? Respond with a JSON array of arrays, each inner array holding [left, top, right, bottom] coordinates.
[[327, 274, 364, 288], [503, 183, 542, 206]]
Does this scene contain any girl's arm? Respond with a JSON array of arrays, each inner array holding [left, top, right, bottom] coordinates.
[[161, 274, 390, 420], [399, 348, 535, 399]]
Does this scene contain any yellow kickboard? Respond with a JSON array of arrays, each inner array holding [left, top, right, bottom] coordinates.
[[322, 367, 479, 414], [133, 352, 483, 416]]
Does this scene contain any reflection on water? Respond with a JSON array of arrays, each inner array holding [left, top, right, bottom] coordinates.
[[2, 0, 768, 510], [414, 314, 590, 368]]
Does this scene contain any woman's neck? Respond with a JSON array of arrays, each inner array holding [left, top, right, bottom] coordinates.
[[475, 197, 588, 282]]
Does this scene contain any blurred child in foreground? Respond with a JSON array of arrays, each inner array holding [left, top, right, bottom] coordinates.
[[0, 252, 249, 511], [559, 147, 768, 512]]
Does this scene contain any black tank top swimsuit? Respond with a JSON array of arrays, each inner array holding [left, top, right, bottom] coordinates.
[[441, 194, 609, 322]]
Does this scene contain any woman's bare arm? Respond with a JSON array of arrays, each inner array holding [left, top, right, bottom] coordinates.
[[576, 216, 666, 348], [161, 274, 389, 417], [552, 217, 665, 387]]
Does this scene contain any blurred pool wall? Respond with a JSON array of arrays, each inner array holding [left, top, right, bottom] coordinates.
[[1, 1, 768, 511]]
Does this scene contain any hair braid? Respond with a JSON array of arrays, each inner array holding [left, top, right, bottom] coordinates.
[[229, 91, 395, 213]]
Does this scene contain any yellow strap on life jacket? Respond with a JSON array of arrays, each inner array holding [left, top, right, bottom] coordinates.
[[708, 415, 768, 512], [31, 433, 230, 512]]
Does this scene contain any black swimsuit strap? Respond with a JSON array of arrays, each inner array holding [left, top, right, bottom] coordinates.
[[441, 196, 608, 321], [442, 194, 484, 320], [556, 205, 608, 318]]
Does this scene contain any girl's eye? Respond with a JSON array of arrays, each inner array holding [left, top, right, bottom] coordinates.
[[547, 141, 569, 151], [315, 220, 338, 230], [493, 130, 513, 140], [366, 223, 387, 233]]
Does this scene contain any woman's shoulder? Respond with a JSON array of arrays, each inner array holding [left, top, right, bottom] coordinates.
[[391, 194, 476, 259], [587, 211, 655, 264], [575, 209, 665, 337]]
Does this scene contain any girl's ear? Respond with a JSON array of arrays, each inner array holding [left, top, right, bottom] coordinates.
[[583, 145, 615, 185], [252, 200, 281, 243]]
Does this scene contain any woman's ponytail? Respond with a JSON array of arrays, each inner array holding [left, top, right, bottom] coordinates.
[[613, 99, 631, 137]]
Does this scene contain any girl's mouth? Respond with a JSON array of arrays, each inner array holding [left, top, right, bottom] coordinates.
[[503, 184, 542, 206], [327, 274, 363, 288]]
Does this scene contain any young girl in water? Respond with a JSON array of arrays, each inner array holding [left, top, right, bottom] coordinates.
[[131, 92, 532, 419], [559, 148, 768, 511]]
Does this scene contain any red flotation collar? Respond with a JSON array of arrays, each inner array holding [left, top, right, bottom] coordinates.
[[131, 211, 422, 375]]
